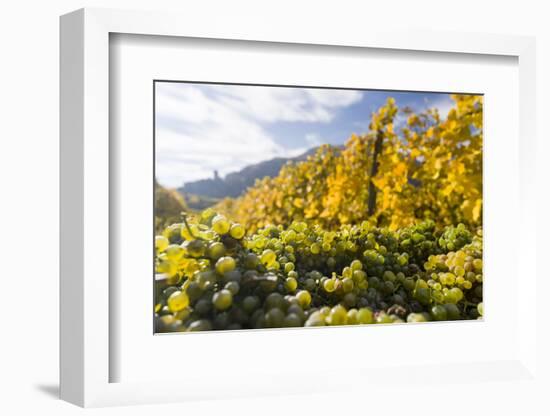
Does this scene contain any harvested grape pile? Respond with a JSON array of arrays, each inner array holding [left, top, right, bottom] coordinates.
[[155, 209, 483, 332]]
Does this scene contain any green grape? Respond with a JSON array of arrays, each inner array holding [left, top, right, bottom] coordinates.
[[264, 293, 285, 310], [342, 277, 354, 293], [316, 306, 329, 316], [224, 281, 240, 295], [284, 262, 295, 273], [283, 313, 302, 327], [229, 223, 246, 239], [383, 281, 395, 294], [430, 305, 448, 321], [357, 307, 374, 324], [174, 308, 191, 322], [224, 269, 242, 283], [375, 312, 392, 324], [164, 224, 183, 243], [403, 278, 415, 291], [310, 243, 321, 254], [285, 277, 298, 292], [188, 319, 213, 331], [212, 289, 233, 311], [473, 258, 483, 272], [167, 291, 189, 312], [406, 313, 428, 323], [323, 279, 336, 292], [444, 303, 461, 320], [310, 270, 322, 280], [194, 299, 212, 315], [283, 229, 297, 243], [442, 288, 459, 304], [186, 239, 206, 258], [185, 281, 202, 301], [346, 308, 359, 324], [243, 253, 260, 269], [158, 305, 171, 316], [242, 295, 260, 313], [305, 311, 326, 326], [474, 285, 483, 298], [383, 270, 396, 282], [207, 242, 226, 260], [304, 278, 316, 291], [287, 270, 298, 279], [212, 215, 231, 235], [352, 270, 367, 283], [449, 287, 464, 302], [296, 290, 311, 308], [265, 308, 285, 328], [477, 302, 484, 316], [215, 256, 236, 275], [343, 293, 356, 308], [196, 270, 216, 290], [328, 305, 347, 326], [455, 266, 465, 277], [287, 304, 305, 321], [213, 312, 230, 330], [414, 287, 431, 305], [350, 259, 363, 271], [156, 314, 177, 332]]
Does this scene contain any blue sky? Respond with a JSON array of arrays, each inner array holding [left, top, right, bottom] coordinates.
[[155, 82, 456, 188]]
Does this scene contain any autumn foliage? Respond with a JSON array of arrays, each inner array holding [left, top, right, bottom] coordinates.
[[215, 94, 482, 233]]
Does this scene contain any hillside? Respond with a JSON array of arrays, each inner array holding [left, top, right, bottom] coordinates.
[[155, 180, 187, 231], [178, 146, 323, 208]]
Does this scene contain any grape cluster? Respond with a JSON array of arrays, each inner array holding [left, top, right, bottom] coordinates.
[[154, 209, 483, 332]]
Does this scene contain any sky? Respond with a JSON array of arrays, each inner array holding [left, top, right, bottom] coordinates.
[[155, 82, 457, 188]]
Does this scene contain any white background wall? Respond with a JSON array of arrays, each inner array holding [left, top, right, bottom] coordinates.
[[0, 0, 548, 414]]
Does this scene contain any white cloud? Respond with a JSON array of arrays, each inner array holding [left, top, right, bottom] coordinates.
[[210, 85, 362, 123], [155, 83, 363, 187]]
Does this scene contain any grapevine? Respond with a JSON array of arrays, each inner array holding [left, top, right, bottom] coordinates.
[[215, 95, 482, 233]]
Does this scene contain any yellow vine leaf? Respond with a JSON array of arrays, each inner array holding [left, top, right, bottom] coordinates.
[[211, 95, 482, 233]]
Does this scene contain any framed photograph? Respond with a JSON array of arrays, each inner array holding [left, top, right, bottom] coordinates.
[[152, 80, 484, 333], [60, 8, 539, 408]]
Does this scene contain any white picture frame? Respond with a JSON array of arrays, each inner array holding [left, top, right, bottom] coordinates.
[[60, 7, 539, 408]]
